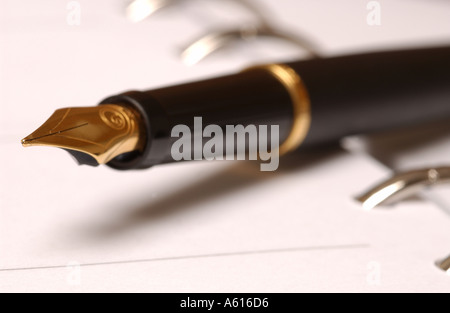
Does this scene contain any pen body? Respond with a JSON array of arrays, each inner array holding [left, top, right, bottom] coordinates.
[[102, 69, 294, 169], [102, 46, 450, 170], [287, 46, 450, 145]]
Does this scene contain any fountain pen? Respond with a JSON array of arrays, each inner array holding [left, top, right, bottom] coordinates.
[[22, 46, 450, 170]]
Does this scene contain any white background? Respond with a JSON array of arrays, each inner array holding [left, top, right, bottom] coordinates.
[[1, 0, 450, 292]]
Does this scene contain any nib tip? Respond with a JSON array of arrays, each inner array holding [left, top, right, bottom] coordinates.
[[19, 105, 142, 165], [21, 138, 30, 146]]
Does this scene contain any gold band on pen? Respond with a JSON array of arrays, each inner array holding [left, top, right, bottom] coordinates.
[[244, 64, 311, 155]]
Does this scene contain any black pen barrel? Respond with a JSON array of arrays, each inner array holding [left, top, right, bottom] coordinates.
[[101, 69, 295, 170], [287, 46, 450, 145], [102, 46, 450, 170]]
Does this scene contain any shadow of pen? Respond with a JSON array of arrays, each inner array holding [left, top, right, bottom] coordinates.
[[73, 116, 450, 243], [358, 117, 450, 169], [114, 117, 450, 231], [84, 144, 342, 239]]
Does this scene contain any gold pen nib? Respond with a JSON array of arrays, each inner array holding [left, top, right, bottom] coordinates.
[[21, 105, 143, 165]]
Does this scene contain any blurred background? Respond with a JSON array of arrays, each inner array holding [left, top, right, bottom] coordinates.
[[1, 0, 450, 292]]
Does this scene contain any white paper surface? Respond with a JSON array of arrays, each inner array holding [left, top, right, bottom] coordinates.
[[1, 0, 450, 292]]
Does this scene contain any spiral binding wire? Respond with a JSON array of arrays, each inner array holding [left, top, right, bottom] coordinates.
[[125, 0, 321, 65]]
